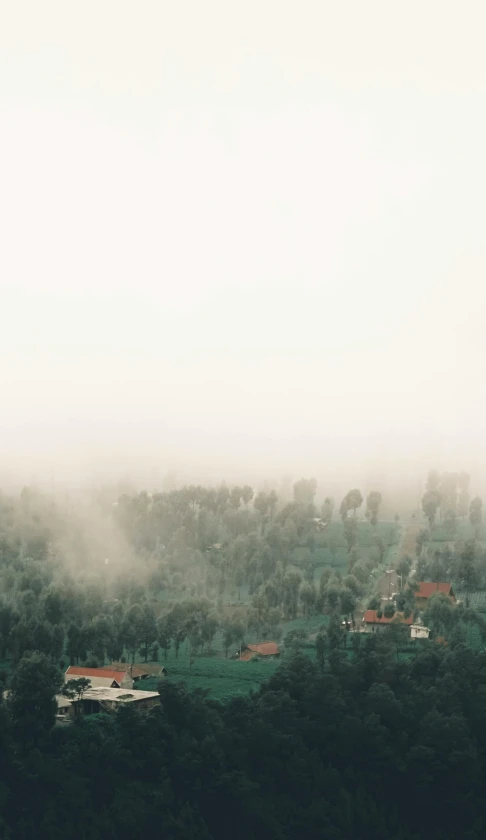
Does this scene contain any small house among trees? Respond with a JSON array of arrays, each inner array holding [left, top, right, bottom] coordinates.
[[415, 582, 456, 607], [411, 624, 430, 639], [362, 610, 413, 633], [56, 687, 160, 721], [238, 642, 279, 660]]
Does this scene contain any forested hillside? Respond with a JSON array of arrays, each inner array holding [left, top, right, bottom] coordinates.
[[0, 480, 397, 678], [2, 476, 486, 838], [2, 640, 486, 839]]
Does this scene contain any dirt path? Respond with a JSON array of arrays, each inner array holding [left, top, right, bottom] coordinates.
[[374, 522, 422, 600], [354, 521, 423, 624], [400, 523, 422, 560], [377, 568, 398, 599]]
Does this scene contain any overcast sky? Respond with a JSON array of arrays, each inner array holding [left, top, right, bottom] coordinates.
[[1, 1, 485, 488]]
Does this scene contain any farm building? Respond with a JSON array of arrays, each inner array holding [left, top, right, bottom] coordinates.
[[56, 687, 160, 721], [108, 662, 167, 681], [65, 666, 133, 689], [239, 642, 280, 660], [362, 610, 413, 633], [415, 582, 456, 606]]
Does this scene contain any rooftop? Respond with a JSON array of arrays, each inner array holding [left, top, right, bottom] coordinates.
[[415, 582, 454, 599], [69, 687, 160, 703], [246, 642, 279, 656], [108, 662, 165, 678], [65, 666, 129, 682]]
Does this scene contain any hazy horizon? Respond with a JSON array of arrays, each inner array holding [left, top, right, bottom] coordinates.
[[2, 1, 486, 489]]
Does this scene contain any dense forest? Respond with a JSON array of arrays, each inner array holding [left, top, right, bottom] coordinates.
[[1, 473, 486, 838], [2, 641, 486, 838]]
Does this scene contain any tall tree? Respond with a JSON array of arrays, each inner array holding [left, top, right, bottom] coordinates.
[[416, 527, 430, 558], [315, 630, 326, 671], [8, 652, 63, 748], [229, 486, 242, 510], [469, 497, 483, 538], [137, 603, 157, 662], [282, 570, 302, 619], [321, 497, 334, 526], [253, 492, 269, 532], [458, 540, 478, 606], [422, 489, 441, 529], [165, 603, 189, 659], [365, 491, 382, 527], [121, 604, 144, 664], [326, 613, 342, 650], [156, 615, 173, 660], [241, 485, 254, 506], [299, 582, 316, 618], [340, 489, 363, 521], [343, 517, 358, 553], [439, 472, 458, 529], [293, 478, 317, 507]]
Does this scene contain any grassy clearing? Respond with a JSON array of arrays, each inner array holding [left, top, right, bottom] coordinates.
[[137, 630, 427, 700], [453, 589, 486, 612]]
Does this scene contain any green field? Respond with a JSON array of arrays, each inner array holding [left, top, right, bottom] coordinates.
[[134, 614, 333, 702], [137, 649, 281, 701], [453, 589, 486, 612]]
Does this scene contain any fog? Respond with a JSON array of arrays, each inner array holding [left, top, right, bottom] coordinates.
[[1, 1, 486, 493]]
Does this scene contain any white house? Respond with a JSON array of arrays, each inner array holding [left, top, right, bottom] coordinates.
[[56, 687, 160, 721], [410, 624, 430, 639]]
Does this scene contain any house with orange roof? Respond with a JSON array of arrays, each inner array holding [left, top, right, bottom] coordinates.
[[65, 666, 133, 690], [238, 642, 280, 661], [415, 582, 456, 608], [362, 610, 413, 633]]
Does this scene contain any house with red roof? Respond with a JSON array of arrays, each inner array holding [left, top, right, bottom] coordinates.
[[65, 666, 133, 690], [363, 610, 413, 633], [239, 642, 280, 661], [415, 582, 456, 607]]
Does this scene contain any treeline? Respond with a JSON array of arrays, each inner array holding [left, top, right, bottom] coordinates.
[[2, 637, 486, 838]]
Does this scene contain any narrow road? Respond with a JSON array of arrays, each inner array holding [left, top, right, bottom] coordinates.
[[355, 524, 404, 624], [377, 568, 398, 600], [375, 521, 421, 601], [356, 521, 421, 622]]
